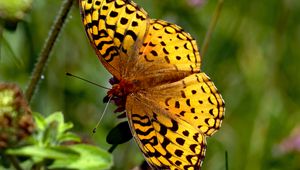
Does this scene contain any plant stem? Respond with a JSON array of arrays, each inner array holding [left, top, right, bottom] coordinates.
[[25, 0, 74, 102], [225, 150, 229, 170], [201, 0, 224, 57], [0, 25, 2, 60], [7, 155, 24, 170]]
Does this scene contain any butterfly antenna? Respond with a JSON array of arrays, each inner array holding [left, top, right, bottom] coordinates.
[[66, 72, 110, 90], [93, 95, 113, 133]]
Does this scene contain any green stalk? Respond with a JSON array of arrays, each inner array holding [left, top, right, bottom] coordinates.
[[25, 0, 74, 102], [7, 155, 24, 170], [201, 0, 224, 57]]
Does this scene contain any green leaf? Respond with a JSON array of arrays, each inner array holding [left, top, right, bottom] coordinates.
[[6, 144, 112, 170], [45, 112, 73, 137], [60, 122, 74, 134], [45, 112, 64, 127], [6, 145, 78, 161], [50, 144, 112, 170], [58, 132, 81, 143], [32, 112, 46, 131]]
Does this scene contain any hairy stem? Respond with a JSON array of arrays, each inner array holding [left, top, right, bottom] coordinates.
[[25, 0, 74, 102]]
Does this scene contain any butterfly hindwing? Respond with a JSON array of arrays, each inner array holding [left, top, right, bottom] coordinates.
[[126, 95, 206, 170], [126, 73, 224, 169], [150, 72, 225, 136]]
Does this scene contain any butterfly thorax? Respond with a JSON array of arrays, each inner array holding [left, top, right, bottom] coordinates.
[[105, 77, 140, 117], [107, 78, 136, 98]]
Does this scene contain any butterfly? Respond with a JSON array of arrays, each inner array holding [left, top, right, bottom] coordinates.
[[79, 0, 225, 169]]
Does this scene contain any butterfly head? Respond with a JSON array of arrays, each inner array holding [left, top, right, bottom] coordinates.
[[105, 77, 137, 116], [107, 78, 136, 99]]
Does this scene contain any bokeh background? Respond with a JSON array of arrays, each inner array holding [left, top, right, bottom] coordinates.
[[1, 0, 300, 169]]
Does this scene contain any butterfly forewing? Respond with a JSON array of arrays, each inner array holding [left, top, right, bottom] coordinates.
[[124, 19, 202, 84], [80, 0, 149, 78], [134, 19, 201, 76]]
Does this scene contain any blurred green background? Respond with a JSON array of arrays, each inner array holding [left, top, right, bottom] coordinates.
[[1, 0, 300, 169]]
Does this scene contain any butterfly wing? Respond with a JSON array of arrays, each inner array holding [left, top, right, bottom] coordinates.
[[150, 72, 225, 136], [126, 73, 224, 169], [126, 95, 207, 170], [80, 0, 150, 79], [129, 19, 201, 79], [80, 0, 202, 80]]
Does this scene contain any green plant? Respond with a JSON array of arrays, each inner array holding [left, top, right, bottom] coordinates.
[[1, 111, 112, 170]]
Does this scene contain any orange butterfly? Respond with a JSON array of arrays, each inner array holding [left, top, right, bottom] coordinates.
[[79, 0, 225, 169]]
